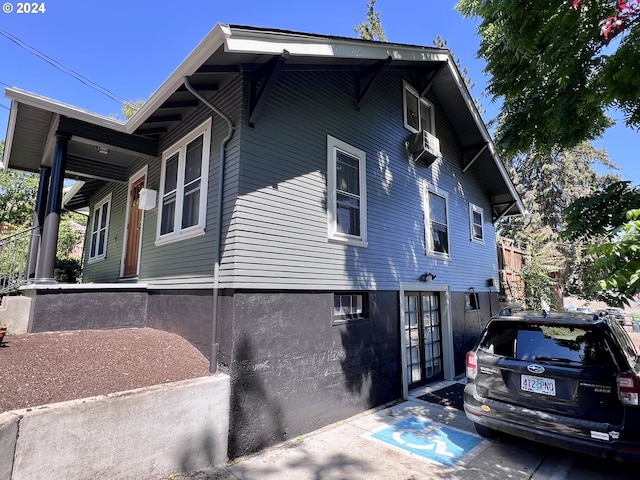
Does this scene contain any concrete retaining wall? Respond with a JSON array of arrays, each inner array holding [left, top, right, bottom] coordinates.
[[0, 296, 32, 335], [0, 375, 230, 480]]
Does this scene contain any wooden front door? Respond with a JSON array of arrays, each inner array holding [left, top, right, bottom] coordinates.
[[123, 176, 145, 277], [404, 291, 444, 389]]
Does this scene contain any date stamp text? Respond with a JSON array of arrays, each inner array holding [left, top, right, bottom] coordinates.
[[3, 3, 47, 14]]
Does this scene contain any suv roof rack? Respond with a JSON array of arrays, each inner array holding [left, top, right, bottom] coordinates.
[[496, 308, 603, 323]]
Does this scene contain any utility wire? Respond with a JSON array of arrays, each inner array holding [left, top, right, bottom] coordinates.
[[0, 81, 10, 110], [0, 28, 128, 106]]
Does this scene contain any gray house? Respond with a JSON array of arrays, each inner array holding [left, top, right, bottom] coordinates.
[[2, 24, 523, 457]]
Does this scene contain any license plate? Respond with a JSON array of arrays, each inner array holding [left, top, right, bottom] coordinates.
[[521, 374, 556, 396]]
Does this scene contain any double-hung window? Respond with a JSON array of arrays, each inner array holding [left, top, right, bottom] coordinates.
[[327, 135, 368, 246], [403, 81, 435, 134], [88, 193, 111, 262], [469, 203, 485, 243], [424, 186, 450, 257], [156, 118, 211, 245]]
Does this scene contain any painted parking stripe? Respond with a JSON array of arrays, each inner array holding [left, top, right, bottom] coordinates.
[[365, 416, 483, 466]]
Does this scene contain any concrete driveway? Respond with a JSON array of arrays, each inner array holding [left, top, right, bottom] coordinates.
[[156, 380, 637, 480]]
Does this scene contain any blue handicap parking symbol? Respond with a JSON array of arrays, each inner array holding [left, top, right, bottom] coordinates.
[[370, 416, 482, 466]]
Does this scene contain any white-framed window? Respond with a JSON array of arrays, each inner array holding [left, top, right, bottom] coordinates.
[[88, 193, 111, 263], [333, 292, 369, 325], [424, 185, 450, 257], [403, 81, 435, 134], [327, 135, 368, 246], [156, 118, 211, 245], [469, 203, 485, 243]]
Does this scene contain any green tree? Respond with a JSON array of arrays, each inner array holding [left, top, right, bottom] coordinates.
[[456, 0, 640, 157], [122, 100, 144, 120], [563, 182, 640, 306], [355, 0, 388, 41], [0, 144, 39, 227], [498, 143, 620, 307]]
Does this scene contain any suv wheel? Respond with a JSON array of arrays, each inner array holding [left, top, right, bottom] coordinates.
[[474, 423, 497, 439]]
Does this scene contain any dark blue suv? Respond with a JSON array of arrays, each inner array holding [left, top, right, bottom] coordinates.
[[464, 310, 640, 462]]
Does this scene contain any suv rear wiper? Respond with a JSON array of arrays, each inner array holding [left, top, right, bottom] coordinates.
[[534, 356, 574, 363]]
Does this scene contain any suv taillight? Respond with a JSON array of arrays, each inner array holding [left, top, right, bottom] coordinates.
[[466, 351, 477, 380], [617, 373, 640, 406]]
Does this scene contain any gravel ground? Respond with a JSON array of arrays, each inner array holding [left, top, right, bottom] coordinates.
[[0, 328, 210, 412], [1, 325, 639, 414]]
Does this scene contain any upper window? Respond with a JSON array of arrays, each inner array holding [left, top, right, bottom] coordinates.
[[88, 193, 111, 263], [469, 203, 485, 243], [327, 135, 368, 246], [403, 81, 435, 134], [424, 186, 450, 257], [156, 118, 211, 245]]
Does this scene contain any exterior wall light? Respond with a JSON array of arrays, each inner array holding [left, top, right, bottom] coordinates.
[[419, 272, 437, 282]]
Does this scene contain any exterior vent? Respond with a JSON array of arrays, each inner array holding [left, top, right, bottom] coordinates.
[[409, 130, 441, 165]]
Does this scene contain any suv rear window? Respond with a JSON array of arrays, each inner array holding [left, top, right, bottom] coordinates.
[[480, 321, 613, 366]]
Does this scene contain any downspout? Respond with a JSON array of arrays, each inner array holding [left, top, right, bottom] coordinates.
[[184, 76, 235, 374]]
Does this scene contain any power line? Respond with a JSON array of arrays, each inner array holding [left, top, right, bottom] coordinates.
[[0, 28, 128, 106], [0, 82, 10, 111]]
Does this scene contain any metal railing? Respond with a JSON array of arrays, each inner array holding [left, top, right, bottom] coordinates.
[[0, 226, 37, 296]]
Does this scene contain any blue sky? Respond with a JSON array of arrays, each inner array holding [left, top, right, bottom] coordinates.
[[1, 0, 638, 185]]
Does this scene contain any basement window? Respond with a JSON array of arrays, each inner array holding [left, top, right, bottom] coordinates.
[[333, 293, 369, 324]]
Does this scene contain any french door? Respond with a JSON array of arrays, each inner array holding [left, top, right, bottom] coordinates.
[[404, 292, 443, 389]]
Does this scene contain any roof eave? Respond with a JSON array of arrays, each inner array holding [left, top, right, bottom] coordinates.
[[124, 23, 233, 133], [440, 53, 524, 218], [1, 100, 18, 172], [4, 87, 126, 133]]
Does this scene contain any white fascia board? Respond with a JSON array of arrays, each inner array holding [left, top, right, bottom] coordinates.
[[224, 29, 449, 63], [4, 87, 126, 132], [125, 23, 232, 133], [62, 180, 85, 209], [2, 99, 18, 172]]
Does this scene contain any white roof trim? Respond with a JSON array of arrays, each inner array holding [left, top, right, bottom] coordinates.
[[441, 53, 524, 217], [2, 100, 18, 172], [4, 87, 126, 132], [124, 23, 232, 133], [224, 27, 449, 63], [62, 180, 85, 209]]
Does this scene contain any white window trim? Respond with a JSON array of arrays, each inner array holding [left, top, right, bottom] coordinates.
[[155, 118, 211, 246], [469, 203, 485, 244], [327, 135, 368, 247], [423, 183, 450, 258], [403, 80, 436, 135], [88, 193, 112, 264]]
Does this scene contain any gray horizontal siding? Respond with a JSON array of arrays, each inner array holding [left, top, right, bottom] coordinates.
[[225, 69, 500, 292], [81, 68, 501, 293], [136, 77, 244, 285], [80, 179, 128, 283]]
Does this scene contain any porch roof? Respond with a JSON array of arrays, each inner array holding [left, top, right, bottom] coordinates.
[[2, 23, 523, 219]]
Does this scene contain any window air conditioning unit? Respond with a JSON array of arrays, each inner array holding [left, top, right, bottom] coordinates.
[[409, 130, 441, 166]]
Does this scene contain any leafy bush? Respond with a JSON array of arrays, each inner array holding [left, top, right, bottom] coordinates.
[[54, 258, 82, 284]]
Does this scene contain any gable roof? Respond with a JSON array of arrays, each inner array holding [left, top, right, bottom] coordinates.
[[2, 23, 523, 219]]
